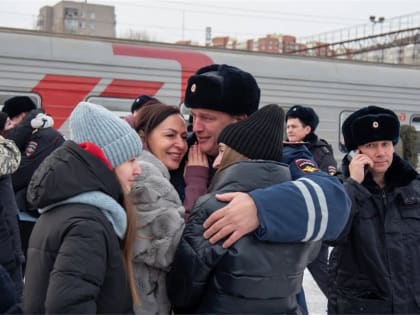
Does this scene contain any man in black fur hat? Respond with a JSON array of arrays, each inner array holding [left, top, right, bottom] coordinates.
[[184, 64, 260, 157], [179, 64, 261, 217], [286, 105, 337, 176], [328, 105, 420, 314]]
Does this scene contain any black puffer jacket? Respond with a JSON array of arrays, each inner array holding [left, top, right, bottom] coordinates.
[[329, 154, 420, 314], [23, 141, 133, 314], [0, 175, 24, 311], [167, 161, 321, 314], [304, 133, 337, 175]]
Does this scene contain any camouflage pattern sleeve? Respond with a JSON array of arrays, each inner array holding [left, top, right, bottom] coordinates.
[[0, 138, 21, 175]]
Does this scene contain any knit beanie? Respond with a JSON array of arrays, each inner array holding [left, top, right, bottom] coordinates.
[[218, 104, 284, 161], [184, 64, 260, 116], [70, 102, 142, 168], [2, 96, 37, 119]]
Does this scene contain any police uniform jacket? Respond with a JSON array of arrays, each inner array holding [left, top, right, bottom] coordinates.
[[328, 153, 420, 314]]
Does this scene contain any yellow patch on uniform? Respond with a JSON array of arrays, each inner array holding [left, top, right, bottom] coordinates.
[[295, 158, 319, 173]]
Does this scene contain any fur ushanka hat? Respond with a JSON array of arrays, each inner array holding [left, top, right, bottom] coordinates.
[[2, 96, 37, 119], [286, 105, 319, 132], [184, 64, 260, 116], [342, 105, 400, 152]]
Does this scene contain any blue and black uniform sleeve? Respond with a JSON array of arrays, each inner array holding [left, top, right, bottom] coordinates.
[[250, 144, 351, 242]]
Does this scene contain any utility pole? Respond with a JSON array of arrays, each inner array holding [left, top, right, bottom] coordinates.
[[369, 16, 385, 62], [369, 15, 385, 35]]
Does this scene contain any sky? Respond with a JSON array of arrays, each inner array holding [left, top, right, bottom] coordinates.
[[0, 0, 418, 44]]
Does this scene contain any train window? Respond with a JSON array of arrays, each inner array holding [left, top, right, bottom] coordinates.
[[410, 116, 420, 154]]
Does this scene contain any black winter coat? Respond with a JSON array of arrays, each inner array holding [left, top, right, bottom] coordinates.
[[0, 175, 24, 310], [167, 161, 321, 314], [23, 141, 133, 314], [304, 133, 337, 176], [328, 154, 420, 314]]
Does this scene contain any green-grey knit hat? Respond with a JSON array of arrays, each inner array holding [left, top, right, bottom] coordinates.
[[70, 102, 142, 168]]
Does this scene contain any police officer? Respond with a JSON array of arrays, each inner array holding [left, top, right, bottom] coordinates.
[[285, 105, 337, 298], [286, 105, 337, 176], [328, 106, 420, 314], [2, 96, 65, 270]]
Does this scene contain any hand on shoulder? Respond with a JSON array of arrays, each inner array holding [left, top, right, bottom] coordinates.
[[203, 192, 259, 248]]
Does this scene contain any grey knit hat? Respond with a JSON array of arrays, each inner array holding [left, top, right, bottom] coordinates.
[[70, 102, 142, 168], [218, 104, 284, 161]]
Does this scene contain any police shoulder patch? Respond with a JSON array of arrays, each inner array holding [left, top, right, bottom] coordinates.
[[25, 140, 38, 157], [328, 165, 337, 176], [295, 158, 319, 173]]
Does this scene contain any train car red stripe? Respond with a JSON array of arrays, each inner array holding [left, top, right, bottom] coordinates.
[[112, 44, 213, 101], [33, 74, 101, 129], [100, 79, 164, 98]]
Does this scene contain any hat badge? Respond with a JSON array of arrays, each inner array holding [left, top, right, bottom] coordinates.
[[372, 121, 379, 128], [191, 83, 196, 93]]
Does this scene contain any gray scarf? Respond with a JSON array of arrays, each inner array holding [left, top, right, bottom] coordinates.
[[39, 191, 127, 239]]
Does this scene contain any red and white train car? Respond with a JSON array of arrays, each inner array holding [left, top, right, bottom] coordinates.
[[0, 27, 419, 158]]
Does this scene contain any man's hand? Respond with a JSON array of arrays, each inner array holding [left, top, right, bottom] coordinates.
[[203, 192, 259, 248]]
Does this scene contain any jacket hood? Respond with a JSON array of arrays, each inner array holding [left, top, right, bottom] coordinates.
[[27, 140, 122, 209]]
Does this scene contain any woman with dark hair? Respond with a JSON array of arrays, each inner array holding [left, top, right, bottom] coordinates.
[[23, 102, 142, 314], [131, 103, 207, 315]]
